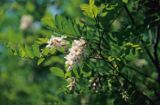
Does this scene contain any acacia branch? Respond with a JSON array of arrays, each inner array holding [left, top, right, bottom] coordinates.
[[123, 3, 155, 65], [102, 57, 155, 105], [126, 65, 157, 82], [123, 3, 160, 83], [141, 40, 155, 64], [123, 3, 155, 63], [123, 4, 135, 25], [153, 25, 160, 66], [118, 72, 156, 105]]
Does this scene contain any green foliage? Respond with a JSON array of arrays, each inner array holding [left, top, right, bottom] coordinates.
[[80, 0, 99, 18], [50, 67, 64, 78], [41, 13, 55, 29], [122, 0, 128, 4]]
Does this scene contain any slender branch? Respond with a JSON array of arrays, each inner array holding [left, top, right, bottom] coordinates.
[[140, 26, 160, 82], [153, 25, 160, 65], [95, 44, 155, 104], [123, 1, 156, 66], [102, 56, 155, 105], [140, 40, 155, 64], [153, 25, 160, 82], [123, 2, 160, 83], [123, 3, 135, 25], [118, 72, 156, 105], [126, 65, 157, 82]]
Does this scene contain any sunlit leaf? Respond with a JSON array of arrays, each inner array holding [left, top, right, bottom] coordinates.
[[122, 0, 128, 4], [37, 58, 45, 65], [50, 67, 64, 78]]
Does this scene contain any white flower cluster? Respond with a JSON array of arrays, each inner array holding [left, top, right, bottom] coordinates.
[[46, 37, 86, 90], [46, 36, 67, 48], [20, 15, 33, 31], [64, 38, 86, 71]]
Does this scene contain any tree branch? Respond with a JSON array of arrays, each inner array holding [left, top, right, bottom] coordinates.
[[153, 25, 160, 66], [118, 72, 156, 105], [140, 40, 155, 64], [123, 3, 135, 25], [126, 65, 157, 82]]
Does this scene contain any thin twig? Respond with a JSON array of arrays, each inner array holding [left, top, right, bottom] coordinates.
[[118, 72, 156, 105], [140, 40, 155, 64], [126, 65, 156, 81], [153, 25, 160, 65], [123, 3, 135, 25]]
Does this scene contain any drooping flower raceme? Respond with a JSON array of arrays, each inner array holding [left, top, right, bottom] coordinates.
[[46, 36, 67, 48], [64, 38, 86, 71], [20, 15, 33, 31]]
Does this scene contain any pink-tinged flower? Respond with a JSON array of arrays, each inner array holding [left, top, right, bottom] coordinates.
[[46, 36, 67, 48], [69, 46, 82, 55], [65, 60, 74, 71], [20, 15, 33, 31], [72, 39, 86, 47], [64, 54, 76, 61], [64, 38, 86, 71]]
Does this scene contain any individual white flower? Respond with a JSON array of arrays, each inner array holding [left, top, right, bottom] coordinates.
[[72, 39, 86, 47], [46, 36, 67, 48], [64, 53, 76, 61], [64, 38, 86, 71], [65, 60, 74, 71], [20, 15, 33, 31], [69, 46, 82, 55], [64, 54, 76, 71]]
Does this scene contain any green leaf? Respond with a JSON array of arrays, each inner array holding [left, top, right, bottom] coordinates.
[[89, 0, 95, 6], [37, 58, 45, 65], [81, 70, 91, 77], [36, 38, 48, 44], [42, 47, 49, 56], [80, 4, 89, 11], [41, 13, 54, 28], [92, 5, 99, 17], [122, 0, 128, 4], [25, 45, 34, 58], [18, 44, 26, 57], [44, 56, 64, 66], [73, 68, 80, 78], [50, 67, 64, 78], [32, 44, 40, 57], [55, 15, 63, 31], [65, 71, 71, 78], [80, 0, 99, 18]]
